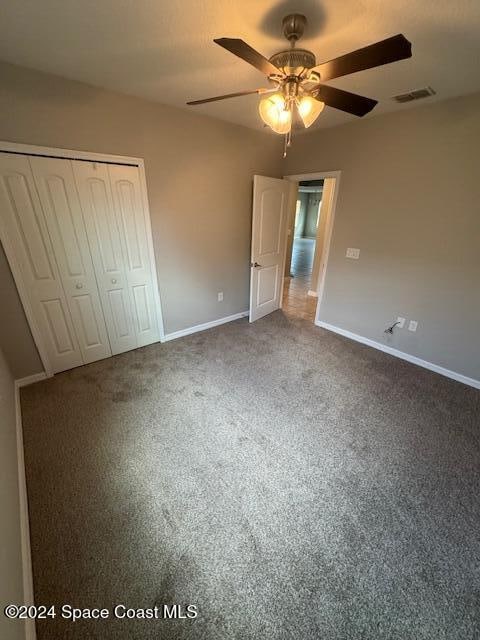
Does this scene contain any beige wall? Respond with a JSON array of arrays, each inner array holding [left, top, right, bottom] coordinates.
[[0, 243, 43, 378], [285, 191, 313, 277], [310, 178, 335, 294], [303, 192, 321, 239], [294, 192, 309, 238], [285, 92, 480, 381], [0, 60, 282, 376], [0, 348, 24, 640], [1, 59, 479, 382]]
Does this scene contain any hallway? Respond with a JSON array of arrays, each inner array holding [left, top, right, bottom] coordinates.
[[290, 237, 316, 276], [282, 237, 317, 321]]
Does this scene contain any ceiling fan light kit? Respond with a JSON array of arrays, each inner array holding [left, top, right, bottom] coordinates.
[[258, 93, 292, 134], [187, 13, 412, 156], [297, 96, 325, 128]]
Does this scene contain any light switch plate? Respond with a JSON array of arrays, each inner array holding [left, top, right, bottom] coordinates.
[[217, 292, 223, 302], [397, 317, 406, 329], [346, 248, 360, 259], [408, 320, 418, 332]]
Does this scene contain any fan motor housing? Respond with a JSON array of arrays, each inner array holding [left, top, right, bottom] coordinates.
[[282, 13, 307, 42], [269, 49, 316, 76]]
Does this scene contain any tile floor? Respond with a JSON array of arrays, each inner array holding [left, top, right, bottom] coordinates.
[[282, 237, 317, 321]]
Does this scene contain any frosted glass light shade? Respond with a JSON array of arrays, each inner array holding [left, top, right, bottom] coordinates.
[[258, 93, 292, 134], [298, 96, 324, 128]]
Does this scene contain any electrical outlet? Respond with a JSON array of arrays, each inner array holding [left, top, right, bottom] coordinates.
[[397, 317, 406, 329], [408, 320, 418, 332], [346, 248, 360, 259], [217, 291, 223, 302]]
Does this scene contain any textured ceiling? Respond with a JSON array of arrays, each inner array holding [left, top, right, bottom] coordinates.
[[1, 0, 479, 132]]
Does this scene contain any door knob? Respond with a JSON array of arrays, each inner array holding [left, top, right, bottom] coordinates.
[[251, 261, 262, 268], [75, 283, 83, 289], [111, 278, 117, 284]]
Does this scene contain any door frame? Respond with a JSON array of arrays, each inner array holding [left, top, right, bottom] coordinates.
[[0, 140, 166, 376], [283, 171, 341, 323]]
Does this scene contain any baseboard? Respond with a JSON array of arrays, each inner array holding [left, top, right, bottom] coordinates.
[[315, 320, 480, 390], [164, 311, 249, 342], [14, 382, 37, 640], [307, 290, 318, 297], [16, 371, 50, 388]]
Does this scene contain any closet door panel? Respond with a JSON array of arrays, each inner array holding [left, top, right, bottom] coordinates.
[[72, 161, 137, 355], [30, 156, 111, 364], [108, 288, 131, 338], [42, 298, 78, 355], [0, 153, 83, 373], [109, 164, 159, 347]]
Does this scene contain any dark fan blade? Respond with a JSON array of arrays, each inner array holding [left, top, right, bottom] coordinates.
[[314, 85, 377, 117], [214, 38, 282, 77], [187, 88, 272, 105], [312, 34, 412, 81]]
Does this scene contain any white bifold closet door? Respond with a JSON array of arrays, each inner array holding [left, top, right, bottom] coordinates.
[[0, 151, 160, 375], [72, 161, 159, 353], [0, 153, 84, 372], [72, 161, 138, 355], [30, 156, 111, 365]]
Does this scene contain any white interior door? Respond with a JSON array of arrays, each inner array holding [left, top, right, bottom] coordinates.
[[0, 153, 83, 373], [72, 160, 138, 355], [30, 156, 111, 365], [108, 164, 159, 347], [249, 175, 290, 322]]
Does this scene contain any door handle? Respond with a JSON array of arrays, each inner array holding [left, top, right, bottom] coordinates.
[[75, 283, 83, 289], [251, 262, 262, 268], [111, 279, 117, 284]]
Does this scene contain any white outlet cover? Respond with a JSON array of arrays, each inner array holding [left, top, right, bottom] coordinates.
[[346, 248, 360, 259], [408, 320, 418, 332], [397, 317, 406, 328]]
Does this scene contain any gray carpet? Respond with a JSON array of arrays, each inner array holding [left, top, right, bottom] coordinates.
[[21, 311, 480, 640]]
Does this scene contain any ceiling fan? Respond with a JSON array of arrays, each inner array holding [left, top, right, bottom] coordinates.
[[187, 14, 412, 154]]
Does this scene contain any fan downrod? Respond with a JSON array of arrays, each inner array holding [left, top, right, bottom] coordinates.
[[269, 14, 315, 77]]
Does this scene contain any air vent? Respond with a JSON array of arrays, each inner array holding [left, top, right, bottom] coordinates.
[[392, 87, 436, 103]]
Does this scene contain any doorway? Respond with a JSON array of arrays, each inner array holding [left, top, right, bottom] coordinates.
[[282, 172, 340, 323], [248, 172, 339, 325], [283, 180, 322, 320]]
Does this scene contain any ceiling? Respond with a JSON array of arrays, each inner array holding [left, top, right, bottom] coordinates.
[[1, 0, 479, 133]]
